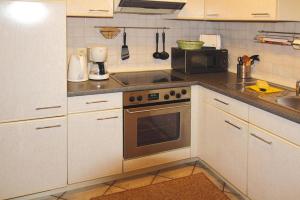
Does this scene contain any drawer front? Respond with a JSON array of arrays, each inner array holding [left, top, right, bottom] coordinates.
[[249, 106, 300, 146], [205, 89, 249, 121], [68, 93, 122, 113]]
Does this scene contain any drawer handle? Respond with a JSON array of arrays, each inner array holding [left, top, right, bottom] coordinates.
[[225, 120, 241, 130], [250, 133, 273, 145], [89, 9, 109, 12], [214, 98, 229, 105], [97, 116, 118, 121], [206, 13, 219, 17], [36, 106, 61, 110], [36, 125, 61, 130], [251, 13, 270, 16], [86, 100, 108, 105]]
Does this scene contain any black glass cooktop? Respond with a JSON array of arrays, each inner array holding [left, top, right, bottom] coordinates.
[[111, 71, 183, 86]]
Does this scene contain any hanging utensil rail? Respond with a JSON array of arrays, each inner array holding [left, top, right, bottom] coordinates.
[[95, 26, 170, 30], [255, 30, 300, 49]]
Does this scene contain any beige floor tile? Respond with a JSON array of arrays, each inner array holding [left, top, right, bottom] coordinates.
[[192, 166, 207, 174], [104, 186, 126, 195], [152, 176, 172, 184], [62, 184, 109, 200], [158, 164, 194, 179], [113, 174, 155, 190]]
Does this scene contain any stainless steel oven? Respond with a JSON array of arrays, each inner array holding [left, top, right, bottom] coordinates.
[[123, 87, 191, 159]]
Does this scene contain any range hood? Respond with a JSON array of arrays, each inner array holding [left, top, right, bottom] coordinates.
[[114, 0, 187, 14]]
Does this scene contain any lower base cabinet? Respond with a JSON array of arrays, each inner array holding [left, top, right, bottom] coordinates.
[[248, 125, 300, 200], [0, 117, 67, 200], [202, 104, 248, 193], [68, 109, 123, 184]]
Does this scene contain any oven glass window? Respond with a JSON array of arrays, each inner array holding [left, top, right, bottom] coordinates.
[[137, 113, 180, 147]]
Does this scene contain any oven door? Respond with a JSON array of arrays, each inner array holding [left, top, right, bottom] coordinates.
[[124, 102, 191, 159]]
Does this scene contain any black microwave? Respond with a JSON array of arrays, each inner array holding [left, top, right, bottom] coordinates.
[[171, 48, 228, 74]]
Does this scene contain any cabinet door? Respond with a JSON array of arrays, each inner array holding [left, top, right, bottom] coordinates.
[[202, 104, 248, 193], [177, 0, 204, 20], [67, 0, 113, 17], [248, 125, 300, 200], [246, 0, 277, 20], [68, 109, 123, 184], [205, 0, 247, 20], [0, 117, 67, 200], [0, 1, 66, 123]]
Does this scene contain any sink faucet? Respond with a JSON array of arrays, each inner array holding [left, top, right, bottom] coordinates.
[[297, 81, 300, 96]]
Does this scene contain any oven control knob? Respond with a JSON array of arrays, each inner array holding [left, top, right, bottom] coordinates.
[[164, 94, 170, 100], [170, 90, 176, 96], [129, 96, 135, 102], [137, 96, 143, 101], [181, 89, 187, 95], [176, 93, 181, 99]]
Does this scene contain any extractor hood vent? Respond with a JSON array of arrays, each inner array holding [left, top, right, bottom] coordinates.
[[115, 0, 186, 14]]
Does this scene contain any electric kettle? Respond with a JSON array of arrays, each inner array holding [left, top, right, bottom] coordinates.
[[68, 54, 88, 82]]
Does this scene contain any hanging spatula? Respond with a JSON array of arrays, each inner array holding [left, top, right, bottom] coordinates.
[[121, 30, 129, 60]]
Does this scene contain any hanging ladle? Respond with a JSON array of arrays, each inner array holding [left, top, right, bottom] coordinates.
[[159, 29, 169, 60], [153, 30, 160, 59]]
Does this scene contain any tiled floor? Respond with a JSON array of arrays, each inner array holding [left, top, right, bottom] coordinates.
[[37, 161, 244, 200]]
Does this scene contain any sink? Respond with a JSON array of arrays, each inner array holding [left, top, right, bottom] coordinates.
[[276, 96, 300, 111]]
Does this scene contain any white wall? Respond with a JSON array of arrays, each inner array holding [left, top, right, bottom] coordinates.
[[67, 14, 300, 87]]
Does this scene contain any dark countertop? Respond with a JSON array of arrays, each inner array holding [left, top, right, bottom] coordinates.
[[68, 70, 300, 124]]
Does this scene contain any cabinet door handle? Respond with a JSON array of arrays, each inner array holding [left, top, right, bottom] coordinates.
[[89, 9, 109, 12], [250, 133, 272, 145], [36, 106, 62, 110], [214, 98, 229, 105], [36, 125, 61, 130], [251, 13, 270, 16], [225, 120, 241, 130], [86, 100, 108, 105], [97, 116, 118, 121], [206, 13, 219, 17]]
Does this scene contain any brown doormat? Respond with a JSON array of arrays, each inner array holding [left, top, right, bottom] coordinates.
[[92, 173, 230, 200]]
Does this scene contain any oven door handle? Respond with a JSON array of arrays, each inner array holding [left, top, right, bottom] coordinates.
[[125, 104, 190, 114]]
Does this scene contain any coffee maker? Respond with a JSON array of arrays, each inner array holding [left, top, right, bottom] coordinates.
[[88, 46, 109, 80]]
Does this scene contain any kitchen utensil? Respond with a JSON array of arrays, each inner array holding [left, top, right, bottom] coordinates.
[[199, 34, 221, 49], [68, 54, 88, 82], [99, 27, 121, 39], [88, 46, 109, 80], [176, 40, 204, 50], [159, 30, 169, 60], [153, 31, 160, 59], [250, 55, 260, 65], [121, 30, 129, 60]]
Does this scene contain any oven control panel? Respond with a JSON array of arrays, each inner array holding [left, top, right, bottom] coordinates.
[[124, 87, 191, 106]]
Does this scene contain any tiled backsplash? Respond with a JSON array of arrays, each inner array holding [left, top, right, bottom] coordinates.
[[67, 14, 206, 72], [67, 14, 300, 87], [211, 22, 300, 87]]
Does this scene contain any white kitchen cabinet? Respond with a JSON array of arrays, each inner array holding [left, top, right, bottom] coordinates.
[[0, 0, 67, 123], [202, 104, 248, 193], [248, 125, 300, 200], [67, 0, 113, 17], [205, 0, 300, 21], [176, 0, 204, 20], [0, 117, 67, 200], [68, 109, 123, 184]]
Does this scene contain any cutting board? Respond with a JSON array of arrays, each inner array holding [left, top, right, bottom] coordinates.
[[246, 85, 283, 94]]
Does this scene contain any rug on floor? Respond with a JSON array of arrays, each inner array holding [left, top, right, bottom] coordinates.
[[91, 173, 230, 200]]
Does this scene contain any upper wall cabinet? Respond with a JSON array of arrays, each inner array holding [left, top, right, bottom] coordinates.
[[67, 0, 113, 17], [205, 0, 300, 21], [176, 0, 204, 20]]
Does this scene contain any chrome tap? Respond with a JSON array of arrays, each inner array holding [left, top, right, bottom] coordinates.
[[297, 81, 300, 96]]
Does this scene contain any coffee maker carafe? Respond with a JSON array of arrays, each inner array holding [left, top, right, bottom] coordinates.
[[88, 46, 109, 80]]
